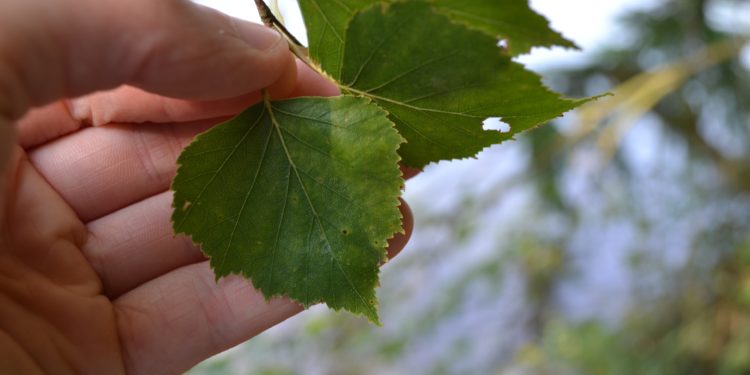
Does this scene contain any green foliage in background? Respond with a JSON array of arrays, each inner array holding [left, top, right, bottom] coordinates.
[[519, 0, 750, 373]]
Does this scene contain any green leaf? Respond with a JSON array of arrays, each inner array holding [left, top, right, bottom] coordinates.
[[172, 96, 403, 323], [431, 0, 577, 55], [297, 0, 374, 78], [338, 1, 586, 168], [298, 0, 574, 72]]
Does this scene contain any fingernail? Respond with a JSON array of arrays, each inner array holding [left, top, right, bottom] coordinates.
[[66, 97, 94, 125], [231, 20, 283, 51]]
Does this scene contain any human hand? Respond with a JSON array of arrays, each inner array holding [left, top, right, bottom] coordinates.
[[0, 0, 412, 373]]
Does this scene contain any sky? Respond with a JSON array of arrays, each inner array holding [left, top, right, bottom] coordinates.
[[520, 0, 659, 69]]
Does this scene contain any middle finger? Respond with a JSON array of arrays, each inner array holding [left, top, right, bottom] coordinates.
[[28, 118, 217, 222]]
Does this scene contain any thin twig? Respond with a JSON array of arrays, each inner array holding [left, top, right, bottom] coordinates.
[[253, 1, 334, 84], [254, 0, 304, 48]]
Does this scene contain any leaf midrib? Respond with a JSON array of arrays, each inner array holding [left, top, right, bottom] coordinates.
[[344, 87, 484, 119]]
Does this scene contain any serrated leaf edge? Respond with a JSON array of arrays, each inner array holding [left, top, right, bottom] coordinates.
[[171, 95, 405, 324]]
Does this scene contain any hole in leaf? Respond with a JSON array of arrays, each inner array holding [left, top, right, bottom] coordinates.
[[483, 117, 510, 133]]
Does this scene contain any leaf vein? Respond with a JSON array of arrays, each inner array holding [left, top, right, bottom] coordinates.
[[345, 17, 411, 87], [272, 107, 357, 130], [267, 163, 292, 290], [279, 127, 350, 165], [216, 113, 275, 274], [362, 51, 461, 94], [386, 110, 455, 154], [347, 87, 485, 119], [309, 0, 344, 42]]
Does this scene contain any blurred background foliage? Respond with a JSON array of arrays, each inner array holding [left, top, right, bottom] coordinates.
[[192, 0, 750, 373]]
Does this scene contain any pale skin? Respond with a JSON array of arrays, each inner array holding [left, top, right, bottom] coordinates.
[[0, 0, 413, 373]]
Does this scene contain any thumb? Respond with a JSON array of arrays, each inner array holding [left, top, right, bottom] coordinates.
[[0, 0, 295, 193], [0, 117, 12, 226], [0, 0, 294, 121]]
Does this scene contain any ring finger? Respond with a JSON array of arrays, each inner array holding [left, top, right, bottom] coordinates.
[[84, 191, 413, 298]]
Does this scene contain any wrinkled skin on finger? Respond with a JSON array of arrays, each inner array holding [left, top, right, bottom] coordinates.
[[0, 0, 414, 374], [0, 149, 412, 373]]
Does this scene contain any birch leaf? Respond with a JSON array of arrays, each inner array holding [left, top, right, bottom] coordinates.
[[172, 96, 403, 323]]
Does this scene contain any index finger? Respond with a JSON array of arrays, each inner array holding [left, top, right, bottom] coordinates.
[[17, 60, 338, 148]]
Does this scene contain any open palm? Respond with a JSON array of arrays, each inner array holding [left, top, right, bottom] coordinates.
[[0, 1, 411, 373]]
